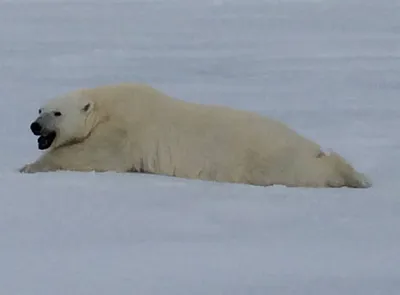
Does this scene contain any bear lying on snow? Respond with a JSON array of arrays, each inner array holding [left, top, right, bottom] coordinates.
[[20, 83, 371, 188]]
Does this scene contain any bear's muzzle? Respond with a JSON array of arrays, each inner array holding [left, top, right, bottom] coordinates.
[[30, 115, 57, 150]]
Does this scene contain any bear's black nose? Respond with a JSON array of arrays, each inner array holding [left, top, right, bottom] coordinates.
[[30, 122, 42, 135]]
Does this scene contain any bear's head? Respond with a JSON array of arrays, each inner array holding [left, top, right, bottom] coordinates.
[[29, 92, 97, 150]]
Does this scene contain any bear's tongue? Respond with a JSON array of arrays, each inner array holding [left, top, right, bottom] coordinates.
[[37, 132, 56, 150]]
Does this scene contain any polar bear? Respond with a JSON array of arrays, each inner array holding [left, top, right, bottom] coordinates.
[[20, 83, 371, 188]]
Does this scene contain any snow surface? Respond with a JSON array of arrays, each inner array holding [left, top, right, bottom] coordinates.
[[1, 0, 399, 294]]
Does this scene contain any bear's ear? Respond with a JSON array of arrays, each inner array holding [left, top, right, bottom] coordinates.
[[81, 102, 93, 113]]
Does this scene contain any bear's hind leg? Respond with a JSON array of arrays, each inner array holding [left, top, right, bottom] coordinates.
[[322, 151, 372, 188]]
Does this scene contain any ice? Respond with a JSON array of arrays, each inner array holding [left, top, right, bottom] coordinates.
[[0, 0, 399, 294]]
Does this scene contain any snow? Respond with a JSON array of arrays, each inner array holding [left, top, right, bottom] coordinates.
[[0, 0, 399, 294]]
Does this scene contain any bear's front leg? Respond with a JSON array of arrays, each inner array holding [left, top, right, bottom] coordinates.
[[19, 149, 90, 174], [20, 141, 133, 174], [19, 155, 61, 173]]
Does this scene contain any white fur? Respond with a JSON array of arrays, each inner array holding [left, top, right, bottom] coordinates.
[[20, 83, 372, 188]]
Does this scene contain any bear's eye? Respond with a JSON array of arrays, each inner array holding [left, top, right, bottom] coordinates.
[[54, 111, 62, 117], [38, 109, 42, 114]]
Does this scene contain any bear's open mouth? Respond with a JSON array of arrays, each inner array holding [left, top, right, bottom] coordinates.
[[38, 131, 56, 150]]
